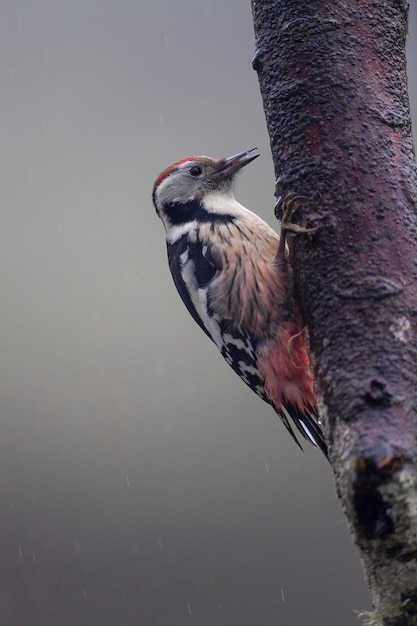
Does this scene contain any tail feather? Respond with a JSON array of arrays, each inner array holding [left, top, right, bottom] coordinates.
[[279, 403, 329, 460], [276, 407, 304, 452]]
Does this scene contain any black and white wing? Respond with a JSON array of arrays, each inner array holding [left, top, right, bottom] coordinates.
[[167, 233, 219, 341]]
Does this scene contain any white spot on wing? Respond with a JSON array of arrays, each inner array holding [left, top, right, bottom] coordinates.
[[179, 249, 188, 266], [198, 287, 223, 347], [223, 333, 247, 350], [239, 363, 259, 376]]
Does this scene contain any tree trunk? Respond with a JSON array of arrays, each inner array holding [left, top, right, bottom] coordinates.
[[251, 1, 417, 624]]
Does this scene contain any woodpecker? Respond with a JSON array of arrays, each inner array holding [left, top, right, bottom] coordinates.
[[152, 148, 328, 459]]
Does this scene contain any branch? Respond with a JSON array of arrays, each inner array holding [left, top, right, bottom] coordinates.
[[251, 1, 417, 624]]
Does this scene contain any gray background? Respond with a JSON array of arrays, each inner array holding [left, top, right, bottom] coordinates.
[[0, 2, 416, 625]]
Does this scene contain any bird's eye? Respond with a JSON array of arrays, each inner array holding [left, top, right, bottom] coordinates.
[[189, 165, 202, 177]]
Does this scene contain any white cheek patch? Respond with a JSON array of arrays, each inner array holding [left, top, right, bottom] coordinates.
[[156, 163, 202, 213]]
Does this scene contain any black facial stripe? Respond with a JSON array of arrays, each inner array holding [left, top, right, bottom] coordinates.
[[164, 200, 235, 226]]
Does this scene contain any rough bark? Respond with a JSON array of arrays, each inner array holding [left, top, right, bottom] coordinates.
[[251, 1, 417, 624]]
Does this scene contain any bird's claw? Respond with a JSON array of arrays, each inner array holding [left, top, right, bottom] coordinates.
[[276, 194, 326, 258], [274, 193, 307, 222], [277, 194, 326, 237], [280, 222, 321, 236]]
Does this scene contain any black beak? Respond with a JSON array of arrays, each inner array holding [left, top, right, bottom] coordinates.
[[215, 148, 260, 176]]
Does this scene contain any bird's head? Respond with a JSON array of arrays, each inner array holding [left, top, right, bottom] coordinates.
[[152, 148, 259, 232]]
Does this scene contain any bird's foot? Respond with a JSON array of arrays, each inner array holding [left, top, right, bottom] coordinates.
[[275, 193, 307, 224], [276, 194, 327, 249]]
